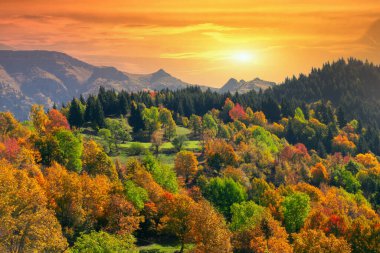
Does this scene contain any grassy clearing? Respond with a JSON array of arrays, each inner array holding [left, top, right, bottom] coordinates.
[[132, 243, 193, 253], [82, 125, 201, 166], [176, 126, 191, 136]]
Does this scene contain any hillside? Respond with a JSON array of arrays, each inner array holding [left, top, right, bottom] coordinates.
[[269, 58, 380, 126]]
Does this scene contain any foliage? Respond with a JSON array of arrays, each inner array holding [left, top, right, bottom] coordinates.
[[70, 230, 135, 253], [230, 201, 266, 231], [143, 153, 179, 193], [281, 192, 310, 233], [54, 129, 83, 172], [203, 177, 247, 219], [174, 151, 198, 184], [124, 180, 149, 210]]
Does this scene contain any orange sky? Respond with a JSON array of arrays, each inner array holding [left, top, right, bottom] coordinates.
[[1, 0, 380, 87]]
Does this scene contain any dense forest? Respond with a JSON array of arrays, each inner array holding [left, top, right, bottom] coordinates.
[[1, 74, 380, 252]]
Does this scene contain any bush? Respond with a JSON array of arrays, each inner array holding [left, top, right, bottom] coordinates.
[[128, 143, 147, 156]]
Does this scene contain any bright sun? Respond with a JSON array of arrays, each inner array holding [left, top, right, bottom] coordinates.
[[232, 51, 253, 63]]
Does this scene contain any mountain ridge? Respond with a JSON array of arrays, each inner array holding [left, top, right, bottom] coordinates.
[[0, 50, 274, 119]]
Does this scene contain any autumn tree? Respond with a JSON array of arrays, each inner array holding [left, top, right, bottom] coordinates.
[[174, 151, 198, 184], [0, 160, 68, 252], [47, 108, 70, 130], [332, 134, 356, 155], [293, 229, 351, 253], [310, 162, 329, 186], [159, 193, 196, 253], [229, 103, 247, 121], [188, 200, 232, 252], [151, 130, 164, 156], [205, 139, 238, 171], [235, 215, 292, 253], [82, 140, 118, 180], [30, 104, 50, 134]]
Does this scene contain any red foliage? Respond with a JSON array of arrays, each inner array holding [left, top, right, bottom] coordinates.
[[229, 103, 247, 121], [324, 214, 348, 236], [47, 109, 70, 130], [1, 138, 20, 161]]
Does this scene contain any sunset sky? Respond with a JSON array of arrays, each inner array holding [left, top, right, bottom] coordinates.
[[1, 0, 380, 87]]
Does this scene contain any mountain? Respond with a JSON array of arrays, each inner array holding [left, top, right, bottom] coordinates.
[[219, 77, 275, 94], [0, 50, 210, 119]]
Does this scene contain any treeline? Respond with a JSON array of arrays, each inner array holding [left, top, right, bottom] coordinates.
[[63, 87, 380, 156], [270, 58, 380, 127]]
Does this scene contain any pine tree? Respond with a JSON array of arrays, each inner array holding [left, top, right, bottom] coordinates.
[[129, 101, 144, 133], [337, 107, 346, 128], [68, 98, 84, 128]]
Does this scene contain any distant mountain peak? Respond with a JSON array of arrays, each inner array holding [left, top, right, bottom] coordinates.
[[219, 76, 275, 94], [154, 68, 171, 77]]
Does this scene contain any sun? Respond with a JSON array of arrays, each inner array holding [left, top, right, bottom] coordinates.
[[232, 51, 254, 63]]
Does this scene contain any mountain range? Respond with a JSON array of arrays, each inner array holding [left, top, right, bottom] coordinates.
[[0, 50, 275, 119]]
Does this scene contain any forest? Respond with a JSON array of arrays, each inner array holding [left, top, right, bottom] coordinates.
[[1, 71, 380, 252]]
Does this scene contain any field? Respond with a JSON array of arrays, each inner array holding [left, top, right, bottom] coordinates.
[[83, 126, 201, 166], [132, 243, 193, 253]]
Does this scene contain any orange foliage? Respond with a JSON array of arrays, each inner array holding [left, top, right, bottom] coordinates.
[[310, 162, 329, 186], [332, 134, 356, 154], [355, 153, 379, 168], [47, 109, 70, 130]]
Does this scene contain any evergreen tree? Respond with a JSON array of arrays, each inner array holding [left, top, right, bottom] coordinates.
[[129, 101, 144, 133], [337, 107, 347, 128], [68, 98, 84, 128]]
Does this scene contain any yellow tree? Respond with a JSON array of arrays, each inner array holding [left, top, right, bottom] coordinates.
[[174, 151, 198, 184], [188, 200, 232, 252], [0, 160, 68, 252], [82, 139, 118, 180], [293, 229, 351, 253], [30, 104, 50, 134]]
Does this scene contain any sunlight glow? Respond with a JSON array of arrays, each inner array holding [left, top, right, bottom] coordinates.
[[231, 51, 254, 63]]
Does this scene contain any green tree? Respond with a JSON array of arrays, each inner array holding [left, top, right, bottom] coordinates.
[[68, 98, 84, 128], [54, 129, 83, 172], [142, 153, 178, 193], [230, 201, 266, 231], [203, 177, 247, 219], [159, 108, 177, 140], [84, 96, 105, 129], [142, 106, 161, 135], [104, 117, 132, 151], [124, 180, 149, 210], [281, 192, 310, 233], [70, 231, 135, 253], [128, 101, 144, 133], [172, 134, 188, 151]]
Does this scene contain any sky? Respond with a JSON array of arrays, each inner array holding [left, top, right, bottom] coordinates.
[[1, 0, 380, 87]]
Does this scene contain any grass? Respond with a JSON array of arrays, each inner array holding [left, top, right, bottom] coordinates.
[[132, 243, 194, 253], [176, 126, 191, 136], [81, 125, 201, 166]]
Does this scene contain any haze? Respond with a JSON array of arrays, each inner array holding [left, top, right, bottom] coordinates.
[[1, 0, 380, 86]]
